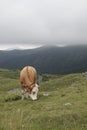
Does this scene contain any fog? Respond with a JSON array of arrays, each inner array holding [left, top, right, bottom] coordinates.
[[0, 0, 87, 49]]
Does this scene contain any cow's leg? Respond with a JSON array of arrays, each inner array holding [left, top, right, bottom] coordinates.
[[21, 89, 26, 100], [25, 92, 29, 99], [21, 89, 29, 100]]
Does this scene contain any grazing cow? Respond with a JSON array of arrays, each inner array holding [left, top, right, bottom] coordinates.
[[20, 66, 39, 100]]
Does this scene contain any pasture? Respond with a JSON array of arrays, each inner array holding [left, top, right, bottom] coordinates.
[[0, 68, 87, 130]]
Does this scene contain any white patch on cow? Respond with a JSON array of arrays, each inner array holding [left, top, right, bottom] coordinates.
[[29, 84, 39, 100]]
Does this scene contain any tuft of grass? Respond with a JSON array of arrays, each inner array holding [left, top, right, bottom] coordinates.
[[4, 94, 21, 102]]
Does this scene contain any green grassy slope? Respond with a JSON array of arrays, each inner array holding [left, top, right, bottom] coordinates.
[[0, 69, 87, 130]]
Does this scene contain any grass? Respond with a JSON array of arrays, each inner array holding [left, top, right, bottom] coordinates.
[[0, 69, 87, 130]]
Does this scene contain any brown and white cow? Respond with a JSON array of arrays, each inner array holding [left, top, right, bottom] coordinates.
[[20, 66, 39, 100]]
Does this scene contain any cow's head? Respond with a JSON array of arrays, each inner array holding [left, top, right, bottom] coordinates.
[[29, 84, 39, 100]]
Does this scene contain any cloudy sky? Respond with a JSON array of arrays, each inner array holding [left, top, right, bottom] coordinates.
[[0, 0, 87, 50]]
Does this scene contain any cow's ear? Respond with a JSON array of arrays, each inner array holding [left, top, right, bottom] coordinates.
[[38, 85, 40, 87], [36, 84, 39, 88]]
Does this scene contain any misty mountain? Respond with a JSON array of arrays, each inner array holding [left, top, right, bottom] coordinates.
[[0, 45, 87, 74]]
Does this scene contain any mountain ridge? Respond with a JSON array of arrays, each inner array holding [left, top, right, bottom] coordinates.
[[0, 45, 87, 74]]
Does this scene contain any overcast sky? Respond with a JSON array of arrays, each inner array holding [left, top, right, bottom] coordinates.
[[0, 0, 87, 50]]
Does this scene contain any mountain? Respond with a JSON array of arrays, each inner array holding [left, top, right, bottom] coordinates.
[[0, 45, 87, 74]]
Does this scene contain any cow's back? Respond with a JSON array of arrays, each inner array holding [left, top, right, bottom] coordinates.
[[20, 66, 37, 88]]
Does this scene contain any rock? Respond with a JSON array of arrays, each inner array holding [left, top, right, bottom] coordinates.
[[64, 103, 72, 106], [43, 93, 50, 96]]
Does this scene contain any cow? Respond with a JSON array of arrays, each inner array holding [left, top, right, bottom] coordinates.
[[20, 66, 39, 100]]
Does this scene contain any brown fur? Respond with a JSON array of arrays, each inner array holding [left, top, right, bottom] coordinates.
[[20, 66, 37, 93]]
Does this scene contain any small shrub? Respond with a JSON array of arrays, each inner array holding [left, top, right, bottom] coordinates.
[[4, 94, 21, 102]]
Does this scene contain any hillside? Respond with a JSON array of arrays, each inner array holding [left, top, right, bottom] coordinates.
[[0, 45, 87, 74], [0, 69, 87, 130]]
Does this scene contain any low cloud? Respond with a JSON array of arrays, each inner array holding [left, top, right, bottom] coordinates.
[[0, 0, 87, 49]]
